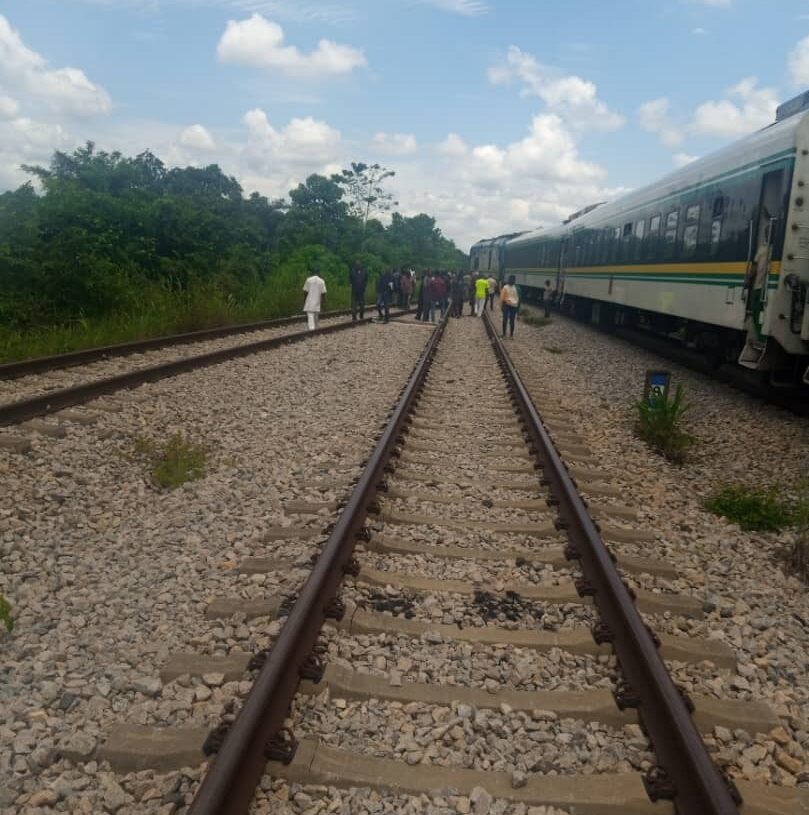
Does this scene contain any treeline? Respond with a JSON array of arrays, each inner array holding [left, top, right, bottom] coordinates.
[[0, 144, 465, 360]]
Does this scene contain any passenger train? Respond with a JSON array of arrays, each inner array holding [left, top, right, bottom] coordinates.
[[470, 91, 809, 385]]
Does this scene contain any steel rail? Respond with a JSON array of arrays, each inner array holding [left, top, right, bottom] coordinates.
[[0, 318, 371, 427], [0, 309, 368, 380], [187, 315, 448, 815], [482, 311, 739, 815]]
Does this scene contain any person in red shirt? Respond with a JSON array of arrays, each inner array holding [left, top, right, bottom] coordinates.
[[430, 273, 447, 322]]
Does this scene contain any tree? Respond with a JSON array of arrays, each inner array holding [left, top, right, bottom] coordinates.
[[332, 162, 397, 227]]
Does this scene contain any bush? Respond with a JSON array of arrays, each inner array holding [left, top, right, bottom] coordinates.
[[705, 485, 795, 532], [133, 433, 207, 490], [0, 593, 13, 633], [634, 384, 693, 463]]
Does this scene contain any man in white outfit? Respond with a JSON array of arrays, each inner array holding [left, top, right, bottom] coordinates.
[[303, 268, 327, 331]]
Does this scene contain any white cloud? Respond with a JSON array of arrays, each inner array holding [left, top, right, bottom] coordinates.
[[640, 78, 777, 150], [673, 152, 699, 168], [692, 27, 707, 35], [415, 0, 488, 15], [437, 133, 468, 156], [638, 97, 684, 147], [788, 35, 809, 86], [693, 0, 731, 6], [0, 95, 19, 118], [217, 14, 366, 77], [489, 46, 624, 132], [691, 77, 777, 137], [0, 14, 111, 117], [180, 124, 216, 151], [372, 132, 417, 155]]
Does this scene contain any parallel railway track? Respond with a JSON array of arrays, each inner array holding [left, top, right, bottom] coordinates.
[[0, 313, 385, 429]]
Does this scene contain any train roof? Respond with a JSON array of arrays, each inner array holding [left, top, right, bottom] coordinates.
[[507, 108, 809, 248]]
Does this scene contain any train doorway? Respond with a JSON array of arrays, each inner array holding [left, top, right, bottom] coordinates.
[[740, 169, 784, 367]]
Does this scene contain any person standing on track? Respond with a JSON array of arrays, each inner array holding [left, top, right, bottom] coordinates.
[[400, 270, 413, 309], [486, 274, 497, 311], [451, 273, 465, 318], [500, 274, 520, 338], [377, 268, 394, 323], [349, 261, 368, 322], [303, 268, 327, 331], [467, 274, 476, 316], [543, 279, 553, 318], [431, 272, 447, 322], [475, 275, 488, 316]]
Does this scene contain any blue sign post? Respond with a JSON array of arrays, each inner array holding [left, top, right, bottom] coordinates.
[[644, 370, 671, 404]]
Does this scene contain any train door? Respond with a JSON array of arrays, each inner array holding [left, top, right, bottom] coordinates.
[[557, 238, 569, 304], [739, 169, 784, 367]]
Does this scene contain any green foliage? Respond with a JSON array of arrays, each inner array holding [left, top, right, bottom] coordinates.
[[634, 384, 693, 463], [0, 143, 466, 362], [0, 593, 13, 633], [331, 162, 397, 226], [133, 433, 207, 490], [705, 484, 796, 532]]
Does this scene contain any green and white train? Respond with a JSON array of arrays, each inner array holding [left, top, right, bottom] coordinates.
[[471, 92, 809, 384]]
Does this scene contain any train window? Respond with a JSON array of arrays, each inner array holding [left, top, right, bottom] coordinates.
[[711, 218, 722, 245], [683, 224, 698, 255], [634, 220, 645, 239], [712, 196, 724, 218], [686, 204, 700, 222], [613, 226, 621, 240], [666, 210, 679, 231], [649, 214, 661, 234], [623, 222, 633, 238]]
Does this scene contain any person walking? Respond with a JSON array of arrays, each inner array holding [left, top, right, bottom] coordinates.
[[500, 274, 520, 338], [543, 279, 553, 318], [377, 268, 394, 323], [422, 271, 435, 322], [467, 274, 476, 316], [303, 268, 327, 331], [486, 275, 497, 312], [349, 262, 368, 322], [474, 275, 488, 316]]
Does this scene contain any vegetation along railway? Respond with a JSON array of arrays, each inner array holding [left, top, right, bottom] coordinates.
[[2, 305, 807, 815]]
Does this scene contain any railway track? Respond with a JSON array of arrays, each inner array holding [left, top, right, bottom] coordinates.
[[92, 313, 803, 814], [0, 312, 386, 432], [0, 309, 361, 381]]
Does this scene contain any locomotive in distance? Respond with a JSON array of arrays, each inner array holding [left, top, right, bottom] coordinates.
[[471, 90, 809, 385]]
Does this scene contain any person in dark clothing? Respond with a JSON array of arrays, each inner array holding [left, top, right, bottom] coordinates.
[[449, 274, 463, 317], [467, 275, 476, 316], [543, 279, 553, 318], [349, 263, 368, 322], [377, 269, 394, 323], [421, 271, 434, 322], [415, 273, 425, 321]]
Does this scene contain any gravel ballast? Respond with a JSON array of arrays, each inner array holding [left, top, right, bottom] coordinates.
[[0, 319, 429, 814]]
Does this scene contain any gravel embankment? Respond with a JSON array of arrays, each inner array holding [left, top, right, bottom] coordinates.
[[0, 318, 430, 814], [0, 313, 360, 405], [507, 308, 809, 789]]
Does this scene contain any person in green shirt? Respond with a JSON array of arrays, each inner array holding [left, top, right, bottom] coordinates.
[[474, 276, 488, 316]]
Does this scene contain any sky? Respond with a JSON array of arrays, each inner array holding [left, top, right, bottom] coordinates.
[[2, 1, 809, 251]]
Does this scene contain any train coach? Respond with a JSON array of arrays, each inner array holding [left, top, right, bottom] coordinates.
[[477, 91, 809, 385]]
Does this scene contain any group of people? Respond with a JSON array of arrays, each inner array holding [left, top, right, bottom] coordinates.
[[302, 262, 554, 339]]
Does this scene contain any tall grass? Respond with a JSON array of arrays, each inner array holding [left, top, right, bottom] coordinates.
[[0, 269, 355, 363]]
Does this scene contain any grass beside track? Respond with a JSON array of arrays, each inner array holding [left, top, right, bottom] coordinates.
[[0, 284, 361, 364]]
